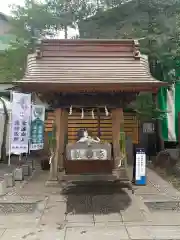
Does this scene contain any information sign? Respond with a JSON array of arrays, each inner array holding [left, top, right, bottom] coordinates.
[[135, 148, 146, 185]]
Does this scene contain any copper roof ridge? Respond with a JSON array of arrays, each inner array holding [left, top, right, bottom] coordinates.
[[42, 38, 135, 43], [35, 39, 139, 59]]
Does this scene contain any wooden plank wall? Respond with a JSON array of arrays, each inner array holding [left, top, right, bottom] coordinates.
[[68, 111, 112, 142], [45, 111, 54, 132], [45, 111, 139, 144]]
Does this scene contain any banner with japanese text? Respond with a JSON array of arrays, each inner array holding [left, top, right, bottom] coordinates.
[[30, 105, 45, 150], [11, 92, 31, 154]]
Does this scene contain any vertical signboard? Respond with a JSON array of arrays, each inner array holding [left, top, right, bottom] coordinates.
[[135, 148, 146, 185], [30, 105, 45, 150], [11, 92, 31, 154], [143, 122, 155, 134]]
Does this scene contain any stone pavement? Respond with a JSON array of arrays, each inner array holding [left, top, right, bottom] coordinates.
[[0, 167, 180, 239]]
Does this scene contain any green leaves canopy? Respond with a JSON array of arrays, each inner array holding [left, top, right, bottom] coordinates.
[[0, 0, 98, 82], [0, 0, 58, 82], [130, 92, 167, 121]]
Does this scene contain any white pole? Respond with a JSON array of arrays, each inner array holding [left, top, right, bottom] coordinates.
[[8, 91, 13, 166], [29, 103, 33, 169], [28, 104, 31, 155]]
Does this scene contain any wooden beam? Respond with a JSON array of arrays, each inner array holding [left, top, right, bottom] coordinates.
[[19, 82, 165, 93], [44, 93, 136, 109]]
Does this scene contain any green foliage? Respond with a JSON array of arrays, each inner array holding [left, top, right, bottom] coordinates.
[[0, 43, 29, 81], [120, 131, 126, 156], [78, 0, 180, 119], [48, 122, 56, 150], [130, 92, 167, 121], [45, 0, 97, 38], [0, 0, 57, 82], [79, 0, 180, 62], [10, 1, 57, 40], [0, 0, 99, 81]]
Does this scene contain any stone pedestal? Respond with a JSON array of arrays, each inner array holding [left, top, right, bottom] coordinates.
[[45, 179, 60, 187], [4, 173, 15, 187], [14, 168, 24, 181], [22, 164, 30, 176], [29, 166, 33, 176], [0, 179, 6, 195]]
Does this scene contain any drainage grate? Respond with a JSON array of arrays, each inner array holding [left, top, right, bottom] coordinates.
[[145, 201, 180, 211], [0, 203, 37, 214]]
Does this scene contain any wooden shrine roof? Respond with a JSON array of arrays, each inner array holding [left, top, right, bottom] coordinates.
[[16, 39, 166, 92]]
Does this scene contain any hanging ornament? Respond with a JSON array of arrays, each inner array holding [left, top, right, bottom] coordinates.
[[81, 108, 84, 119], [69, 105, 72, 115], [91, 108, 95, 119], [105, 106, 109, 116]]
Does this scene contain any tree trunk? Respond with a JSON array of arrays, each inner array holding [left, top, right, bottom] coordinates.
[[64, 25, 68, 39], [0, 98, 9, 162]]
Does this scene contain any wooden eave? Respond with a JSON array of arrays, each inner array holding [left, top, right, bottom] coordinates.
[[16, 39, 166, 93], [16, 82, 166, 93]]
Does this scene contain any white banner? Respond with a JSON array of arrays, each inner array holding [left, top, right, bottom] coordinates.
[[10, 92, 31, 154], [30, 105, 45, 150]]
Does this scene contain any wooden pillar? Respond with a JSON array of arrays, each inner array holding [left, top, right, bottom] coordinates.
[[58, 110, 68, 170], [46, 108, 68, 186], [97, 108, 101, 138], [48, 108, 62, 183], [111, 108, 124, 169]]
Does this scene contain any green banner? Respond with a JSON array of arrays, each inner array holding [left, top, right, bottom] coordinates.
[[30, 105, 45, 150]]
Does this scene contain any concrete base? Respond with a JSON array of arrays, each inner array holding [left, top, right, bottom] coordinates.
[[29, 166, 33, 176], [0, 179, 6, 195], [112, 168, 129, 181], [4, 173, 15, 187], [22, 164, 30, 176], [14, 168, 24, 181], [45, 179, 60, 187]]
